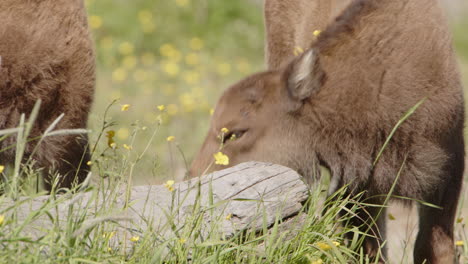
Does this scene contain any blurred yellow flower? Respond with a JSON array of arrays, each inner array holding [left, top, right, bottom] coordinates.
[[138, 10, 153, 24], [89, 15, 103, 29], [313, 30, 322, 37], [179, 93, 196, 112], [118, 42, 134, 55], [456, 240, 464, 246], [315, 241, 340, 251], [457, 217, 464, 223], [179, 238, 187, 244], [210, 108, 214, 116], [0, 165, 4, 173], [0, 215, 4, 225], [121, 104, 130, 111], [217, 63, 231, 76], [293, 46, 304, 56], [102, 231, 116, 239], [157, 105, 165, 111], [175, 0, 190, 7], [100, 36, 113, 50], [190, 38, 204, 50], [112, 68, 127, 83], [214, 152, 229, 166], [388, 213, 396, 220], [130, 236, 140, 242], [163, 62, 180, 76], [117, 128, 129, 140], [311, 259, 323, 264], [122, 56, 137, 70], [225, 213, 232, 220], [106, 130, 115, 147], [110, 142, 117, 149], [167, 136, 175, 142], [123, 144, 132, 150], [86, 161, 93, 166], [185, 53, 199, 66], [164, 180, 175, 191], [107, 247, 112, 252], [221, 128, 229, 133]]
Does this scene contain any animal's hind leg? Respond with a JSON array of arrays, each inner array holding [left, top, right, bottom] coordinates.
[[41, 133, 90, 191], [414, 153, 464, 264]]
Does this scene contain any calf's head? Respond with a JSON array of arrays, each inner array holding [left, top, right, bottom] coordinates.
[[190, 50, 326, 178]]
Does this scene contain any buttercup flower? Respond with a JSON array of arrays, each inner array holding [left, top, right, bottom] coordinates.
[[455, 240, 464, 246], [167, 136, 175, 142], [121, 104, 130, 111], [214, 152, 229, 166], [130, 236, 140, 242], [157, 105, 165, 111], [164, 180, 175, 192]]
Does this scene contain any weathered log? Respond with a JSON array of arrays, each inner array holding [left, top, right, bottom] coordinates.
[[1, 162, 309, 251]]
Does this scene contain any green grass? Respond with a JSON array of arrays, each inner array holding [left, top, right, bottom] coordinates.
[[1, 1, 468, 263]]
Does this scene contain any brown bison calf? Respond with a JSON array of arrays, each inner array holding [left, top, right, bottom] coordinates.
[[0, 0, 95, 191], [191, 0, 465, 263]]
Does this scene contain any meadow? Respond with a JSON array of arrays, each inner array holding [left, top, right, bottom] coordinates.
[[0, 0, 467, 263]]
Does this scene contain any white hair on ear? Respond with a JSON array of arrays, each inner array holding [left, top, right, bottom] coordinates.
[[292, 50, 315, 85]]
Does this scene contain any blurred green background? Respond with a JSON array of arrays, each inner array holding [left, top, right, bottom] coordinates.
[[84, 0, 468, 185]]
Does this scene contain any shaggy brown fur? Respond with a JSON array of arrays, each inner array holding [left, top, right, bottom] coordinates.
[[191, 0, 465, 263], [0, 0, 95, 190], [264, 0, 352, 69]]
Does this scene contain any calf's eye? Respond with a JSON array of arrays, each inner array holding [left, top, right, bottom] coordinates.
[[223, 130, 247, 144]]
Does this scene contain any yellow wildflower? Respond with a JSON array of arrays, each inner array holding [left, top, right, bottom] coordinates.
[[293, 46, 304, 56], [190, 38, 204, 50], [121, 104, 130, 111], [112, 68, 127, 83], [0, 165, 4, 173], [167, 136, 175, 142], [179, 238, 187, 244], [118, 42, 134, 55], [315, 241, 339, 251], [123, 144, 132, 150], [110, 142, 117, 149], [225, 214, 232, 220], [157, 105, 165, 111], [221, 128, 229, 134], [107, 247, 112, 252], [164, 180, 175, 192], [89, 15, 103, 29], [185, 53, 199, 65], [86, 161, 93, 166], [117, 128, 129, 140], [217, 63, 231, 76], [455, 240, 464, 246], [0, 215, 4, 225], [106, 130, 115, 147], [313, 30, 322, 37], [138, 10, 153, 24], [130, 236, 140, 242], [176, 0, 189, 7], [163, 62, 180, 76], [214, 152, 229, 166]]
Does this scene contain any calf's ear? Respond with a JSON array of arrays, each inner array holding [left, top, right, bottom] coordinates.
[[283, 49, 325, 111]]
